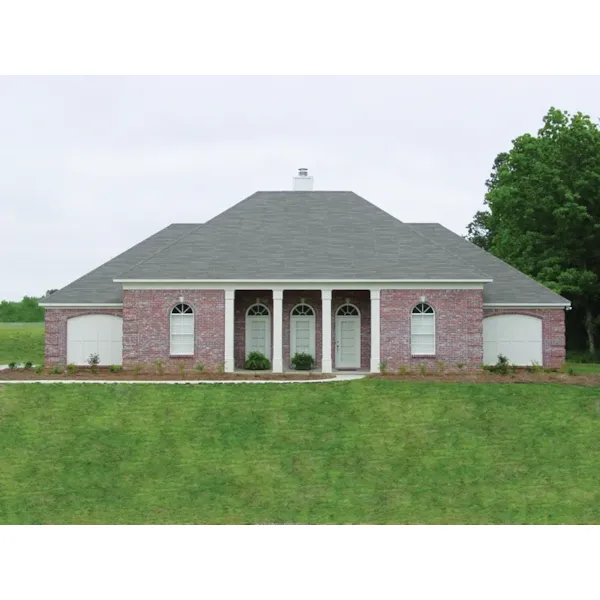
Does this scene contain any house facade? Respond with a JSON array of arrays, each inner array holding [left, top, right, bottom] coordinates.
[[41, 171, 570, 372]]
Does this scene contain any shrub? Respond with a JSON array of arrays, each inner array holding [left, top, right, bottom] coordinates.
[[66, 363, 77, 374], [525, 361, 542, 374], [419, 364, 428, 376], [178, 363, 186, 378], [24, 361, 33, 370], [456, 362, 465, 370], [87, 353, 100, 373], [34, 364, 44, 374], [436, 360, 445, 374], [51, 363, 64, 375], [154, 360, 165, 376], [194, 362, 205, 373], [485, 354, 510, 375], [565, 351, 600, 364], [8, 361, 17, 370], [378, 359, 388, 375], [216, 362, 225, 374], [133, 363, 143, 376], [397, 365, 409, 376], [567, 367, 576, 376], [291, 353, 315, 371], [109, 365, 122, 373], [244, 352, 271, 370]]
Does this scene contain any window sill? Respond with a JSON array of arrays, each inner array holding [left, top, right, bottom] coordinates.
[[411, 354, 436, 358], [170, 354, 194, 358]]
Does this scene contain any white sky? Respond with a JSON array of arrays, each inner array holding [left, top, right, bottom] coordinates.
[[2, 76, 600, 300]]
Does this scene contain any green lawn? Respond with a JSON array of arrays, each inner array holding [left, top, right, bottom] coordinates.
[[1, 379, 599, 524], [0, 322, 44, 365], [564, 362, 600, 374]]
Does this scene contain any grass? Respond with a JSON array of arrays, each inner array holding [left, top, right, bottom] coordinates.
[[1, 379, 599, 524], [0, 322, 44, 365], [564, 362, 600, 375]]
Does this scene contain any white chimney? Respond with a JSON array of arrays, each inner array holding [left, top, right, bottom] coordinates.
[[292, 167, 314, 191]]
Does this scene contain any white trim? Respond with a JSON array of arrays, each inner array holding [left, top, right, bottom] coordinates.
[[169, 303, 194, 356], [411, 303, 436, 357], [40, 303, 123, 308], [483, 303, 570, 309], [224, 290, 235, 373], [370, 289, 381, 373]]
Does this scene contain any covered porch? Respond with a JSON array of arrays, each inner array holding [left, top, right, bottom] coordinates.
[[224, 288, 381, 374]]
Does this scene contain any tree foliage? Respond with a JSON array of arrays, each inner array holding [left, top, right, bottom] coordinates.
[[466, 107, 600, 352], [0, 296, 44, 322]]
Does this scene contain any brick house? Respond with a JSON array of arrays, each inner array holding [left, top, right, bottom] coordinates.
[[40, 169, 570, 372]]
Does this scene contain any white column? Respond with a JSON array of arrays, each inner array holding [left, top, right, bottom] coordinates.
[[272, 289, 283, 373], [370, 289, 381, 373], [321, 289, 332, 373], [224, 289, 235, 373]]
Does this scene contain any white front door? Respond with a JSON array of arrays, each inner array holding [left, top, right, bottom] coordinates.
[[290, 316, 316, 358], [335, 316, 360, 369], [246, 317, 271, 359]]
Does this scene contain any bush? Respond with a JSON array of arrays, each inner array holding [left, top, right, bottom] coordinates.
[[24, 361, 33, 370], [244, 352, 271, 370], [216, 362, 225, 374], [525, 361, 542, 374], [565, 351, 600, 364], [51, 364, 64, 375], [87, 353, 100, 373], [436, 360, 445, 374], [419, 364, 428, 376], [109, 365, 122, 373], [484, 354, 510, 375], [194, 362, 205, 373], [8, 361, 17, 370], [567, 367, 576, 376], [66, 363, 77, 374], [133, 363, 143, 376], [34, 364, 44, 374], [178, 363, 186, 378], [397, 365, 409, 376], [378, 359, 388, 375], [456, 362, 465, 370], [292, 352, 315, 371], [154, 360, 165, 376]]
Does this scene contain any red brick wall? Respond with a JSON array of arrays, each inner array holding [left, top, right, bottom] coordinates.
[[123, 289, 225, 370], [482, 308, 566, 368], [44, 308, 124, 366], [380, 289, 483, 371]]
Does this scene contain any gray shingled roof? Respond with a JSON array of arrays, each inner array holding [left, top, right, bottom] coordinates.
[[40, 224, 198, 304], [409, 223, 570, 305], [117, 192, 490, 281], [42, 191, 569, 306]]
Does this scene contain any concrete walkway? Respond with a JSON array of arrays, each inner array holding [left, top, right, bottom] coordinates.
[[0, 365, 366, 384]]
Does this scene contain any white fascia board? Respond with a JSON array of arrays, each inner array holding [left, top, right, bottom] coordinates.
[[39, 303, 123, 308], [483, 302, 571, 309], [115, 279, 491, 291]]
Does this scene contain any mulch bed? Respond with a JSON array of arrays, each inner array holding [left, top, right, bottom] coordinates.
[[0, 367, 329, 381], [369, 372, 600, 386]]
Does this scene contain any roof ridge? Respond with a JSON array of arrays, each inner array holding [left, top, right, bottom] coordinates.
[[115, 223, 205, 279], [403, 222, 491, 279]]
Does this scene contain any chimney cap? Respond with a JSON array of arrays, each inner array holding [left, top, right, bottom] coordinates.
[[298, 168, 308, 177]]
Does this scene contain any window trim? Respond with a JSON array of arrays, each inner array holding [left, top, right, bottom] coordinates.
[[411, 303, 436, 356], [170, 303, 195, 356], [336, 303, 361, 317]]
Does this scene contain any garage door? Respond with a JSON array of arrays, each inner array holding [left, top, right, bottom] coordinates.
[[483, 314, 543, 366], [67, 315, 123, 366]]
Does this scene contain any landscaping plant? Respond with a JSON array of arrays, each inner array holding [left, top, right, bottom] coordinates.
[[87, 353, 100, 373], [244, 352, 271, 370], [291, 352, 315, 371]]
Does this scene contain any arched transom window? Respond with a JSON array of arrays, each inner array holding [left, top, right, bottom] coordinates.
[[247, 304, 270, 316], [291, 304, 315, 317], [170, 303, 194, 356], [411, 303, 435, 355], [336, 304, 359, 316]]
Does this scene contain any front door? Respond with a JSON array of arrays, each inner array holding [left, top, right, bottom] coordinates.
[[246, 317, 270, 359], [335, 316, 360, 369]]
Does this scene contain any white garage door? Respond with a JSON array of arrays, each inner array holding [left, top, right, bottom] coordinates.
[[67, 315, 123, 366], [483, 314, 543, 366]]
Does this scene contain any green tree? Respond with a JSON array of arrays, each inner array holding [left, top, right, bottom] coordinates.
[[466, 107, 600, 353]]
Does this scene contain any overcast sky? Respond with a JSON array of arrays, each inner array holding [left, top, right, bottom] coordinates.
[[2, 76, 600, 301]]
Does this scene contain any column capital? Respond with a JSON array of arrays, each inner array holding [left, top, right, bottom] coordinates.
[[370, 288, 381, 301], [321, 289, 332, 301], [272, 289, 284, 301], [225, 289, 235, 301]]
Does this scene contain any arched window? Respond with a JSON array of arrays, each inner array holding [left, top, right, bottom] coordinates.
[[170, 303, 194, 355], [411, 303, 435, 355], [247, 304, 270, 316], [336, 304, 360, 316], [291, 303, 315, 317]]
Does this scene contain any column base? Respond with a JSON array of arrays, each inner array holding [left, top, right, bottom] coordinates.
[[225, 358, 235, 373], [322, 358, 333, 374], [272, 358, 283, 373], [370, 358, 380, 373]]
